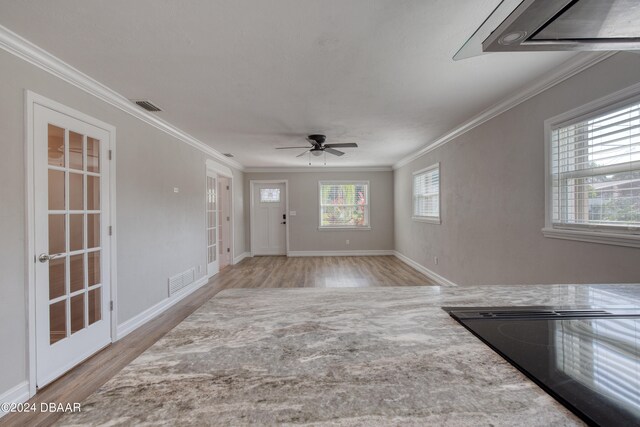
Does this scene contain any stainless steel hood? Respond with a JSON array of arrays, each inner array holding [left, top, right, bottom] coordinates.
[[455, 0, 640, 60]]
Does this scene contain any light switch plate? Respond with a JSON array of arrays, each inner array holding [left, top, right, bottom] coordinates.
[[290, 211, 297, 216], [174, 187, 180, 193]]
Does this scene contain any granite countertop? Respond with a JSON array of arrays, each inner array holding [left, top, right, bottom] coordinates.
[[58, 284, 640, 426]]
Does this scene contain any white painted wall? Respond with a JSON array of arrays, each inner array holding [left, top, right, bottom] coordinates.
[[0, 48, 244, 397], [394, 52, 640, 285]]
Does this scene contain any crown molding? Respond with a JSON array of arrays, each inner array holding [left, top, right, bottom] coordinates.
[[0, 24, 244, 171], [393, 51, 617, 170], [244, 166, 393, 173]]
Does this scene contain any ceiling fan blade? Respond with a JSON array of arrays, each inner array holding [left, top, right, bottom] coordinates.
[[296, 150, 310, 157], [324, 147, 345, 156], [324, 143, 358, 148], [276, 146, 313, 149]]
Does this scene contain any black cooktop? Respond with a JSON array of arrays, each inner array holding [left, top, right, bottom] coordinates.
[[444, 306, 640, 427]]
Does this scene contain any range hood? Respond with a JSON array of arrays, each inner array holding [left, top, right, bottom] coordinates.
[[455, 0, 640, 60]]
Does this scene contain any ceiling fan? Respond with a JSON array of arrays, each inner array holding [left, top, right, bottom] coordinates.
[[276, 134, 358, 157]]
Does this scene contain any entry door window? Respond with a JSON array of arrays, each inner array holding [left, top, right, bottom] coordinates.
[[260, 188, 281, 203]]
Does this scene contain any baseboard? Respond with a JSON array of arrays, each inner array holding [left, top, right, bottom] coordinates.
[[0, 381, 30, 418], [287, 250, 395, 257], [116, 276, 209, 340], [233, 252, 251, 264], [393, 251, 458, 287]]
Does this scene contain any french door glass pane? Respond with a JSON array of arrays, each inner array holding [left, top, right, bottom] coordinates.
[[87, 137, 100, 173], [48, 124, 64, 167], [87, 176, 100, 210], [69, 254, 84, 293], [49, 300, 67, 344], [69, 172, 84, 210], [48, 215, 66, 254], [48, 257, 66, 300], [70, 294, 85, 334], [88, 251, 101, 286], [48, 170, 65, 210], [87, 214, 100, 248], [69, 214, 84, 251], [69, 131, 84, 171], [88, 288, 101, 325]]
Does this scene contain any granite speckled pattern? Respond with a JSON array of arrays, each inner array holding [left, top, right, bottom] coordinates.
[[57, 284, 640, 426]]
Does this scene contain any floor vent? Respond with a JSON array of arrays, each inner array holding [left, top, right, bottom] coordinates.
[[131, 99, 162, 112], [168, 268, 195, 296]]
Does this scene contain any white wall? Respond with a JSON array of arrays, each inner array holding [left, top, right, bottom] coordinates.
[[0, 48, 244, 396], [244, 171, 394, 253], [394, 52, 640, 286]]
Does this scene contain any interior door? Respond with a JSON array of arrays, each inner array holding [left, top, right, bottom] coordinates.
[[34, 104, 111, 387], [252, 183, 286, 255], [206, 171, 219, 277]]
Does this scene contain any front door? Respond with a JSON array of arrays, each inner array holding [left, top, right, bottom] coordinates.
[[252, 183, 286, 255], [34, 104, 112, 387]]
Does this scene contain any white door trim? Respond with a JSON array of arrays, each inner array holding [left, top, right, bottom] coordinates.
[[24, 90, 117, 398], [249, 180, 289, 257]]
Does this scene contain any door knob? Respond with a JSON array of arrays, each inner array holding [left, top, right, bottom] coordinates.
[[38, 253, 64, 263], [281, 221, 286, 224]]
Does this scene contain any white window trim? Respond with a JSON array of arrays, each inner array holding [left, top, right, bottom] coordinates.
[[543, 81, 640, 249], [318, 180, 371, 230], [412, 163, 441, 224]]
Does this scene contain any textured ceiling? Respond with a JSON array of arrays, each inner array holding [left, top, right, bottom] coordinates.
[[0, 0, 578, 167]]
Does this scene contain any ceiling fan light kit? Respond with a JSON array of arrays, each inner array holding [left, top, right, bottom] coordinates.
[[276, 134, 358, 164]]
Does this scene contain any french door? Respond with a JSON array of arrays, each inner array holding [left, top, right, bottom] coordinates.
[[206, 171, 219, 277], [34, 103, 112, 387]]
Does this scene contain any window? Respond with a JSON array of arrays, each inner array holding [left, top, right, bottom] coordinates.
[[544, 92, 640, 247], [413, 164, 440, 223], [319, 181, 370, 229], [260, 188, 280, 203]]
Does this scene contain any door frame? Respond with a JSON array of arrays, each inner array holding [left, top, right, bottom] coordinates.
[[24, 91, 117, 397], [205, 159, 234, 270], [217, 175, 232, 269], [249, 179, 289, 257]]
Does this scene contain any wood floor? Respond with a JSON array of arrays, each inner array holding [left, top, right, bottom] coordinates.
[[2, 256, 432, 427]]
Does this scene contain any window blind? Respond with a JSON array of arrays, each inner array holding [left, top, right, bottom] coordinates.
[[319, 182, 369, 228], [413, 165, 440, 220], [551, 100, 640, 231]]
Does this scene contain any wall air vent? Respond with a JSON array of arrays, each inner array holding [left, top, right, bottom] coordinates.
[[223, 153, 234, 157], [132, 100, 163, 112], [168, 267, 195, 296]]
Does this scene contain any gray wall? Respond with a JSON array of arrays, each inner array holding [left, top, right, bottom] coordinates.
[[244, 171, 394, 252], [232, 168, 246, 259], [0, 49, 244, 395], [394, 52, 640, 286]]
